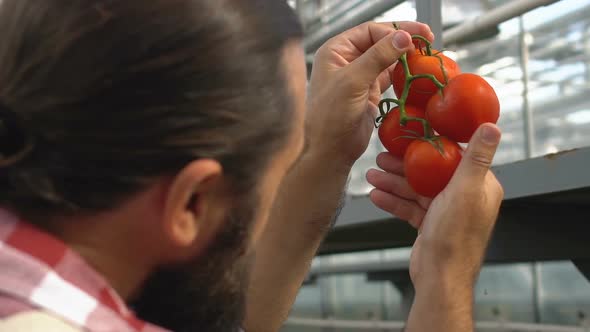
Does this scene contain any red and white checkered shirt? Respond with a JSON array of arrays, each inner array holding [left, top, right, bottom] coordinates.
[[0, 208, 170, 332]]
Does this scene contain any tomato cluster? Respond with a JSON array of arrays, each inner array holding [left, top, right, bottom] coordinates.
[[377, 36, 500, 198]]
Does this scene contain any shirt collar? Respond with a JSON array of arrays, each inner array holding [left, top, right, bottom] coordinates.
[[0, 208, 169, 332]]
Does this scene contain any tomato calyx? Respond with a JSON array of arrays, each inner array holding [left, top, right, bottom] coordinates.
[[404, 135, 449, 157], [404, 137, 463, 198], [425, 136, 447, 157]]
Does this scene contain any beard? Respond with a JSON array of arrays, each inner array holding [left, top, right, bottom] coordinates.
[[132, 193, 258, 332]]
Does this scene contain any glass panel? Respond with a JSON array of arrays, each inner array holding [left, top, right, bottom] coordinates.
[[348, 130, 386, 196], [321, 252, 388, 320], [286, 255, 590, 330], [348, 0, 590, 196], [323, 273, 386, 320], [376, 1, 417, 23], [451, 17, 526, 165], [538, 261, 590, 326], [523, 1, 590, 156], [289, 283, 323, 318], [282, 277, 323, 332], [474, 263, 535, 323], [299, 0, 367, 32]]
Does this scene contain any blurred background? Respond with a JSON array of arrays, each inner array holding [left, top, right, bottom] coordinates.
[[282, 0, 590, 331]]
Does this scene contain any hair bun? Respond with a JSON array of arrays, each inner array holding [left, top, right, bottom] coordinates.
[[0, 102, 34, 168]]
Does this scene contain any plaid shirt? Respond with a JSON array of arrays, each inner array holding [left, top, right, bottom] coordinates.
[[0, 208, 169, 332]]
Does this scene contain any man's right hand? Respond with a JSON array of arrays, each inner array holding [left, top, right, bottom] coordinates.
[[367, 123, 504, 331]]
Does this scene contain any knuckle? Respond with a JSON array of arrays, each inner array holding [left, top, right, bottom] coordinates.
[[314, 43, 330, 61], [485, 172, 504, 200], [492, 180, 505, 201], [365, 21, 383, 33], [468, 151, 493, 169], [368, 42, 394, 68], [498, 184, 505, 199], [361, 21, 375, 30]]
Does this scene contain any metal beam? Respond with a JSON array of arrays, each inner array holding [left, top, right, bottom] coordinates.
[[416, 0, 443, 49], [322, 148, 590, 261], [443, 0, 560, 46], [285, 317, 589, 331], [303, 0, 404, 53], [308, 248, 411, 278], [303, 0, 366, 34], [295, 0, 304, 17], [574, 260, 590, 281], [337, 147, 590, 228], [519, 16, 535, 158]]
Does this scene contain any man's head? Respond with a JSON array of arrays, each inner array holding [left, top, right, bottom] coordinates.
[[0, 0, 306, 330]]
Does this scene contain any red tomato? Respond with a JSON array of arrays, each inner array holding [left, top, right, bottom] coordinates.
[[404, 137, 462, 198], [392, 50, 461, 109], [378, 106, 427, 158], [426, 73, 500, 143]]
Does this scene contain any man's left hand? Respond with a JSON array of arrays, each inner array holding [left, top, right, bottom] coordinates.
[[306, 21, 433, 170]]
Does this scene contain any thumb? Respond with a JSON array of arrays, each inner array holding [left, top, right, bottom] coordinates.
[[347, 30, 413, 86], [453, 123, 502, 181]]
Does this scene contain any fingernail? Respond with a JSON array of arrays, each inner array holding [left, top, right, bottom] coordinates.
[[428, 31, 435, 41], [392, 31, 411, 50], [480, 125, 501, 145]]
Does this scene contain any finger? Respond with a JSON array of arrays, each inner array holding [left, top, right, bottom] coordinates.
[[396, 21, 434, 42], [366, 169, 432, 209], [367, 99, 379, 120], [377, 64, 395, 93], [338, 21, 433, 54], [451, 123, 502, 183], [370, 189, 425, 229], [376, 152, 404, 175], [346, 30, 413, 86], [368, 81, 382, 108]]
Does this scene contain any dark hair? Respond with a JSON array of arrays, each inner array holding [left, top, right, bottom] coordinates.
[[0, 0, 303, 215]]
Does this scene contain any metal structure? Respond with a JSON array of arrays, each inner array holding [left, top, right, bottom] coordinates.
[[299, 0, 590, 269], [443, 0, 560, 46], [416, 0, 443, 49], [302, 0, 561, 59], [322, 147, 590, 264], [288, 0, 590, 331], [286, 317, 590, 331], [302, 0, 405, 53]]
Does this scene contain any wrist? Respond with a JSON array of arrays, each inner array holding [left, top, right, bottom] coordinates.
[[301, 142, 355, 177], [413, 261, 479, 293], [415, 235, 485, 284], [414, 271, 475, 300], [408, 273, 475, 332]]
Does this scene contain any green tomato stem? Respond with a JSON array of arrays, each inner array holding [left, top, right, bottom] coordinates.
[[409, 74, 446, 90], [411, 35, 433, 56], [435, 54, 449, 86], [375, 24, 445, 140], [398, 53, 411, 123], [406, 116, 433, 138]]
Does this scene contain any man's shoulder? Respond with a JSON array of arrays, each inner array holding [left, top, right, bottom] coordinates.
[[0, 311, 83, 332]]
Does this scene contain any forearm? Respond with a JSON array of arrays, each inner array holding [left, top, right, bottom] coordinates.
[[406, 277, 474, 332], [244, 150, 350, 332]]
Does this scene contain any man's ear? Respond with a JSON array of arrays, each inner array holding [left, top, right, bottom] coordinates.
[[161, 159, 224, 259]]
